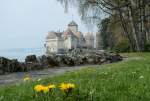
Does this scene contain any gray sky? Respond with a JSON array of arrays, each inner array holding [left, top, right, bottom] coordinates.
[[0, 0, 91, 50]]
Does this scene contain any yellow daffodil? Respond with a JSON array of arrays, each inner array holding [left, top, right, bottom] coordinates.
[[59, 83, 75, 92]]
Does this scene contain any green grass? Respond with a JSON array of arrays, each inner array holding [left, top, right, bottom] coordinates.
[[0, 53, 150, 101]]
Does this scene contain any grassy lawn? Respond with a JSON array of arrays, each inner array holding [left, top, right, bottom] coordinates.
[[0, 53, 150, 101]]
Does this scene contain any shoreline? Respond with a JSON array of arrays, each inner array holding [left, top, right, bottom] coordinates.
[[0, 64, 100, 85], [0, 49, 123, 75]]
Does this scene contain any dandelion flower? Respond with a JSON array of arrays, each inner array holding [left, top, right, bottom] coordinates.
[[34, 85, 44, 92], [47, 84, 56, 89], [42, 86, 49, 93], [59, 83, 75, 92], [34, 84, 55, 93]]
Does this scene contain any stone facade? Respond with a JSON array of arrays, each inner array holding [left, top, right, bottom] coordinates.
[[45, 32, 64, 54], [45, 21, 95, 54], [96, 32, 103, 49], [84, 33, 95, 49]]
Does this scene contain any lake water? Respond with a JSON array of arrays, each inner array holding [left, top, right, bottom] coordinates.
[[0, 48, 45, 62]]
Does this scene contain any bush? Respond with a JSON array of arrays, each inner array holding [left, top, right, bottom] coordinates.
[[114, 39, 130, 53], [144, 43, 150, 52]]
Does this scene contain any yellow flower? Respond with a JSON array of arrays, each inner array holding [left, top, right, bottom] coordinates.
[[23, 77, 30, 81], [34, 84, 55, 93], [47, 84, 56, 89], [42, 86, 49, 93], [34, 85, 44, 92], [59, 83, 75, 92]]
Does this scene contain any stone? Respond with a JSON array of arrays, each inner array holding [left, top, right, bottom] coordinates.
[[39, 55, 59, 67], [0, 57, 10, 74], [108, 54, 123, 63], [25, 55, 38, 63], [0, 57, 27, 74], [8, 59, 20, 72], [0, 49, 123, 74]]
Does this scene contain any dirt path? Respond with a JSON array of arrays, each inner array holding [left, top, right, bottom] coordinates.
[[0, 65, 99, 85]]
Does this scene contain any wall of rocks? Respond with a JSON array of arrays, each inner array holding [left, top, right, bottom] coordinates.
[[0, 49, 122, 74]]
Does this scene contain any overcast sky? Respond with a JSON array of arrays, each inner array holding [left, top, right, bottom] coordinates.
[[0, 0, 93, 50]]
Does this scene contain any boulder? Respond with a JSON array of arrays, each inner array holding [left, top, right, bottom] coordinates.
[[0, 57, 10, 74], [25, 55, 38, 63], [0, 57, 27, 74], [38, 55, 48, 66], [54, 55, 75, 66], [0, 49, 123, 74], [25, 62, 43, 71], [65, 49, 123, 65], [8, 59, 20, 72], [18, 63, 27, 72], [38, 55, 59, 67], [107, 54, 123, 63], [63, 56, 75, 66]]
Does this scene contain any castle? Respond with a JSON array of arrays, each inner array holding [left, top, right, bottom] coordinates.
[[45, 21, 94, 54]]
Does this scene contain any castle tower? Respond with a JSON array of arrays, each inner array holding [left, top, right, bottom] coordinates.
[[96, 32, 102, 49], [68, 21, 78, 33], [85, 33, 94, 49]]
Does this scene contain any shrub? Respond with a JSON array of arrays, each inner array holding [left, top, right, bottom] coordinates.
[[114, 39, 130, 53], [144, 43, 150, 52]]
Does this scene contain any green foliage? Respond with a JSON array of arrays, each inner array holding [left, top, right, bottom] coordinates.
[[57, 0, 150, 52], [99, 17, 130, 52], [99, 18, 112, 49], [114, 39, 130, 53], [144, 43, 150, 52], [0, 53, 150, 101]]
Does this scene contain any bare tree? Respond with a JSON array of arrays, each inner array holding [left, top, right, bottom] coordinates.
[[57, 0, 150, 51]]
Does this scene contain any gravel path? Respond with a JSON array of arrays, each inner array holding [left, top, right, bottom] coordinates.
[[0, 65, 99, 85]]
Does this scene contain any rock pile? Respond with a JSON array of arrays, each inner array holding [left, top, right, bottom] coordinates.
[[0, 49, 122, 74]]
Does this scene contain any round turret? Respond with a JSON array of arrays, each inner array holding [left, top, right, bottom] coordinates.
[[68, 21, 78, 33], [68, 21, 78, 26]]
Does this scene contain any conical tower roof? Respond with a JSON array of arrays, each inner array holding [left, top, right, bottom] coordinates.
[[68, 21, 78, 26]]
